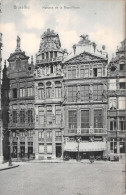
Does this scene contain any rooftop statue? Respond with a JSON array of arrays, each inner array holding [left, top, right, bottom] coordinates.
[[79, 34, 91, 44], [17, 36, 20, 49]]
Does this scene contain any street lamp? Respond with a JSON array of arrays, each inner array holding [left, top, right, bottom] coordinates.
[[8, 130, 12, 166], [75, 136, 82, 161]]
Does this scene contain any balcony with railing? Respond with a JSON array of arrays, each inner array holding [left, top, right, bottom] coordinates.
[[36, 56, 63, 64], [66, 128, 107, 135]]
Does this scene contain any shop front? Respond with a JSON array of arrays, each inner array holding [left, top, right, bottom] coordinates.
[[63, 141, 106, 160]]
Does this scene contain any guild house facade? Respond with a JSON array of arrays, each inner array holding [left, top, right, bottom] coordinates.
[[2, 29, 125, 161], [107, 40, 126, 156], [2, 36, 35, 160]]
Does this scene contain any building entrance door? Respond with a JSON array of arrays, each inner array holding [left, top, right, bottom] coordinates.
[[56, 143, 62, 158], [28, 147, 33, 158], [20, 146, 25, 158]]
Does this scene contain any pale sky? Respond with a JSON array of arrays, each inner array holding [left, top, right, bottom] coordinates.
[[0, 0, 125, 66]]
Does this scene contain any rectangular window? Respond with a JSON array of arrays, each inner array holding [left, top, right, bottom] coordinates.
[[97, 68, 102, 77], [68, 67, 76, 79], [118, 97, 126, 110], [46, 106, 52, 124], [93, 68, 97, 77], [47, 131, 52, 138], [46, 52, 49, 59], [20, 88, 25, 97], [120, 139, 125, 153], [80, 66, 89, 78], [55, 131, 62, 137], [46, 88, 51, 98], [110, 117, 117, 130], [28, 109, 33, 123], [54, 51, 57, 58], [12, 110, 17, 123], [94, 110, 103, 128], [39, 144, 44, 154], [80, 66, 84, 78], [13, 88, 17, 98], [42, 53, 44, 59], [20, 110, 25, 123], [28, 130, 32, 137], [20, 131, 25, 137], [120, 64, 125, 71], [119, 117, 125, 130], [69, 110, 77, 129], [81, 110, 89, 128], [38, 88, 44, 99], [38, 107, 44, 124], [28, 87, 33, 96], [109, 79, 116, 90], [85, 69, 89, 77], [80, 85, 89, 101], [50, 51, 53, 59], [55, 106, 61, 124], [47, 143, 52, 154], [119, 82, 125, 89], [55, 87, 61, 98], [93, 85, 102, 101], [109, 97, 117, 110], [68, 86, 77, 102], [38, 132, 44, 139]]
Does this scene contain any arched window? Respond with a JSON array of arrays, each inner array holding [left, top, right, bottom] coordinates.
[[55, 81, 61, 98], [46, 82, 52, 98], [38, 83, 44, 99]]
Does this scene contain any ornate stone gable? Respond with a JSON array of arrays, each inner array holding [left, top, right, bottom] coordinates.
[[8, 52, 29, 62], [39, 28, 61, 52], [64, 51, 107, 64]]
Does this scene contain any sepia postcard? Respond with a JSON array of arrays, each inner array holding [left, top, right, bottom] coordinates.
[[0, 0, 125, 195]]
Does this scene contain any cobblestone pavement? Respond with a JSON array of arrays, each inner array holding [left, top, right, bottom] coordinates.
[[0, 160, 125, 195]]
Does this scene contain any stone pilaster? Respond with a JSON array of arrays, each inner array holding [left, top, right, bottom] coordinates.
[[17, 135, 20, 159], [25, 135, 28, 158], [52, 130, 56, 159], [34, 130, 38, 159]]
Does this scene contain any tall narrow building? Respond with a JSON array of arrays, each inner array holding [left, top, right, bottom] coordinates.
[[107, 40, 126, 158], [34, 29, 64, 159], [2, 36, 35, 161]]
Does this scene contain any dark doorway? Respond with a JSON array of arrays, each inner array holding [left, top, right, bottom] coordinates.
[[20, 146, 25, 158], [56, 143, 62, 158], [28, 147, 33, 158]]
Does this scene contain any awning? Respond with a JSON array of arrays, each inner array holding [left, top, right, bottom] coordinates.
[[64, 141, 106, 152]]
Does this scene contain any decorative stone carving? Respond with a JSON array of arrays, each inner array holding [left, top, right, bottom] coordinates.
[[56, 64, 62, 75], [39, 29, 61, 52]]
